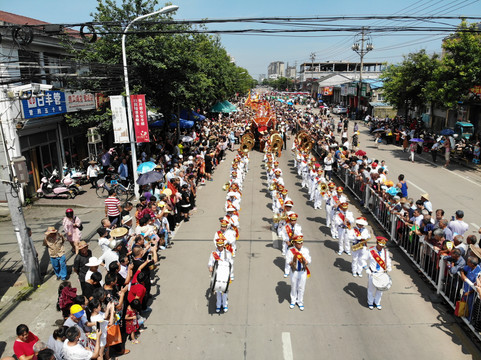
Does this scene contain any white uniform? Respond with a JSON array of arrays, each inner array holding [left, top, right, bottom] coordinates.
[[348, 226, 370, 276], [208, 248, 234, 309], [334, 210, 354, 254], [364, 246, 392, 306], [286, 246, 311, 307], [280, 223, 303, 275]]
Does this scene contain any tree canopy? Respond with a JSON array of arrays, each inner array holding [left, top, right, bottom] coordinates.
[[64, 0, 255, 130]]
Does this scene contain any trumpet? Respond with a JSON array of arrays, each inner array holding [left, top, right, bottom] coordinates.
[[222, 182, 230, 191], [269, 183, 277, 191], [273, 213, 288, 223]]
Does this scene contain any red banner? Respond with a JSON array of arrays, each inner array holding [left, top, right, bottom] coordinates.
[[131, 95, 149, 143], [470, 86, 481, 96]]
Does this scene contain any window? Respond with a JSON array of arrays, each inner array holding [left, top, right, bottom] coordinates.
[[377, 93, 385, 101]]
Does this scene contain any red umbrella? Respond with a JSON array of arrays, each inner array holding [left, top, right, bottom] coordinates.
[[355, 150, 366, 156]]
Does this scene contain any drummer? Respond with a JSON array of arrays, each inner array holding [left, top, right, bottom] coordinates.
[[208, 238, 233, 313], [286, 235, 311, 311], [363, 236, 392, 310]]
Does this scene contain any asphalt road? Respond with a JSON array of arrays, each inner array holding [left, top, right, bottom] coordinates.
[[127, 146, 480, 359]]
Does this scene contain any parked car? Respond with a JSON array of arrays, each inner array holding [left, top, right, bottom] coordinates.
[[332, 105, 348, 114]]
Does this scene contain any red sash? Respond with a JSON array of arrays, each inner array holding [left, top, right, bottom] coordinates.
[[332, 195, 339, 203], [370, 249, 387, 271], [217, 231, 226, 240], [278, 195, 284, 208], [212, 252, 221, 261], [353, 227, 361, 238], [225, 244, 234, 254], [289, 248, 311, 278], [285, 224, 293, 239], [337, 212, 346, 222]]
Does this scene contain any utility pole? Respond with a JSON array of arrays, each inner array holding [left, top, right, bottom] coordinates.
[[352, 27, 373, 120], [0, 104, 41, 287], [309, 52, 316, 80]]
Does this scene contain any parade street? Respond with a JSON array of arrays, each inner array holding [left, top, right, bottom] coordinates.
[[1, 133, 481, 360]]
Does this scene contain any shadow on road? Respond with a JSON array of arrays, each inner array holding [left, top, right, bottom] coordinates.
[[275, 280, 290, 304], [205, 288, 220, 315], [323, 239, 338, 252], [273, 256, 285, 273], [343, 282, 367, 306], [333, 257, 351, 273]]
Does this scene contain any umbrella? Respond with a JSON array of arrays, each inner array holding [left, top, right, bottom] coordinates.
[[137, 170, 163, 185], [410, 138, 424, 142], [182, 136, 194, 143], [387, 187, 398, 196], [440, 128, 455, 136], [136, 161, 156, 174], [287, 101, 294, 105], [355, 150, 366, 156], [372, 128, 385, 133]]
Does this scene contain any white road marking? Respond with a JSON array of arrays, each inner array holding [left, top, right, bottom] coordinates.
[[406, 180, 426, 193], [442, 168, 481, 188], [471, 223, 480, 230], [282, 332, 294, 360]]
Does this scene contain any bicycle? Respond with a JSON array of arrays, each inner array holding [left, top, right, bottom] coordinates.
[[96, 175, 134, 201]]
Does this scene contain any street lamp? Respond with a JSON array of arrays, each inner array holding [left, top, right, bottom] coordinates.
[[351, 27, 373, 120], [122, 4, 179, 198]]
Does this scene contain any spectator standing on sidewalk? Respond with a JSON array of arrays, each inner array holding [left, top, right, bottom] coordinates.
[[14, 324, 39, 360], [62, 209, 82, 254], [409, 141, 416, 163], [44, 227, 68, 281], [430, 141, 441, 163], [73, 241, 92, 295], [105, 190, 122, 226], [86, 161, 100, 189], [396, 174, 408, 198]]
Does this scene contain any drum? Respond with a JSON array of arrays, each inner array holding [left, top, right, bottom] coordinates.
[[371, 272, 392, 291], [210, 260, 232, 293]]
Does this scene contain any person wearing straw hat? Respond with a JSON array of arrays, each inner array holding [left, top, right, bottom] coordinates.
[[208, 238, 233, 313], [43, 226, 67, 280], [86, 160, 100, 189], [349, 217, 371, 277], [363, 236, 392, 310], [286, 235, 311, 311]]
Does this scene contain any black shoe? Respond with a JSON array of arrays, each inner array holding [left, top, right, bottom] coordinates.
[[184, 218, 190, 222]]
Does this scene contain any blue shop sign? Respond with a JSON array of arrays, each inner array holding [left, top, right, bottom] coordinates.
[[21, 91, 67, 119]]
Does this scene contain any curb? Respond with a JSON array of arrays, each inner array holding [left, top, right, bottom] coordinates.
[[0, 226, 99, 322]]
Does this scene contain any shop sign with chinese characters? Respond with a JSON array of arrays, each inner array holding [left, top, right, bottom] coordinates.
[[131, 94, 150, 143], [21, 91, 67, 119], [65, 91, 96, 112]]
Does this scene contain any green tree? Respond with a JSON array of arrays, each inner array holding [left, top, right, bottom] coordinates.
[[427, 20, 481, 109], [381, 49, 439, 118], [64, 0, 254, 130]]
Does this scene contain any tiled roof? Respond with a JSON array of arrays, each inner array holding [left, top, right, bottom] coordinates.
[[0, 11, 49, 26]]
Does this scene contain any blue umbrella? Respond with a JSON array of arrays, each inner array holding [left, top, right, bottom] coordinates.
[[410, 138, 424, 142], [136, 161, 156, 174], [440, 128, 455, 136], [387, 187, 398, 196], [287, 101, 293, 105]]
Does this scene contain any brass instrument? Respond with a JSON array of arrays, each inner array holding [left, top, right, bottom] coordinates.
[[240, 132, 255, 153], [318, 182, 328, 194], [273, 213, 288, 223], [352, 240, 367, 251], [222, 182, 230, 191], [269, 183, 277, 191], [296, 130, 314, 153], [270, 132, 283, 154]]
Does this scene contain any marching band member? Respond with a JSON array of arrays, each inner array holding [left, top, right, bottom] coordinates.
[[363, 236, 392, 310], [330, 186, 347, 239], [324, 182, 336, 233], [276, 200, 294, 237], [208, 238, 234, 313], [349, 217, 370, 277], [225, 192, 241, 212], [224, 207, 240, 256], [280, 213, 303, 277], [335, 202, 354, 255], [313, 168, 326, 209], [286, 235, 311, 311]]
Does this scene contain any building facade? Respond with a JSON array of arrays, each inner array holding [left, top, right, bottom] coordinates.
[[267, 61, 285, 79]]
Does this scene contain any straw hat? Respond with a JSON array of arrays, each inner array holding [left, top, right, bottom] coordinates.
[[162, 189, 172, 197], [45, 226, 58, 235], [78, 240, 88, 249], [470, 244, 481, 259], [110, 227, 128, 238], [421, 193, 429, 200]]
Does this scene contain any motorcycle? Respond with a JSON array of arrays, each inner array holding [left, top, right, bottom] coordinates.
[[61, 173, 83, 195], [37, 175, 75, 199]]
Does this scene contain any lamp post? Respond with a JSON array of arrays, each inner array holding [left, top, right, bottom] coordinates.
[[122, 4, 179, 198], [351, 27, 373, 120]]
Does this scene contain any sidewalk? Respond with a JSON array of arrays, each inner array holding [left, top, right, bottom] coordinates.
[[0, 187, 106, 322]]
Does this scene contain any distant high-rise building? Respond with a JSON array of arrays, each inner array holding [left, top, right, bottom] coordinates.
[[267, 61, 285, 79], [286, 66, 296, 79]]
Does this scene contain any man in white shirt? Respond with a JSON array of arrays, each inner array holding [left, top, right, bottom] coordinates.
[[286, 235, 311, 311]]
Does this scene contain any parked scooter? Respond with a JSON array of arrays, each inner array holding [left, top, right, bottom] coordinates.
[[61, 173, 83, 195], [37, 171, 75, 199]]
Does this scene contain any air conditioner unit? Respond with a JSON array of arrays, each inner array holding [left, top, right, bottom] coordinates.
[[87, 127, 101, 143]]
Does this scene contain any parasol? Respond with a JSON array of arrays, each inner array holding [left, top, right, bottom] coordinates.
[[409, 138, 424, 142], [136, 161, 156, 174], [137, 170, 163, 185], [355, 150, 366, 156]]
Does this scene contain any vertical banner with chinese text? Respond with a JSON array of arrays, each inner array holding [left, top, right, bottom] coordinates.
[[109, 95, 130, 144], [131, 94, 150, 143]]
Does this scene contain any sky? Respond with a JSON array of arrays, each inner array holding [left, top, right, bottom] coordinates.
[[2, 0, 481, 79]]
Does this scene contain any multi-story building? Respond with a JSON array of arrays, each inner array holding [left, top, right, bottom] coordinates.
[[0, 11, 97, 200], [267, 61, 285, 79], [285, 66, 296, 79]]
